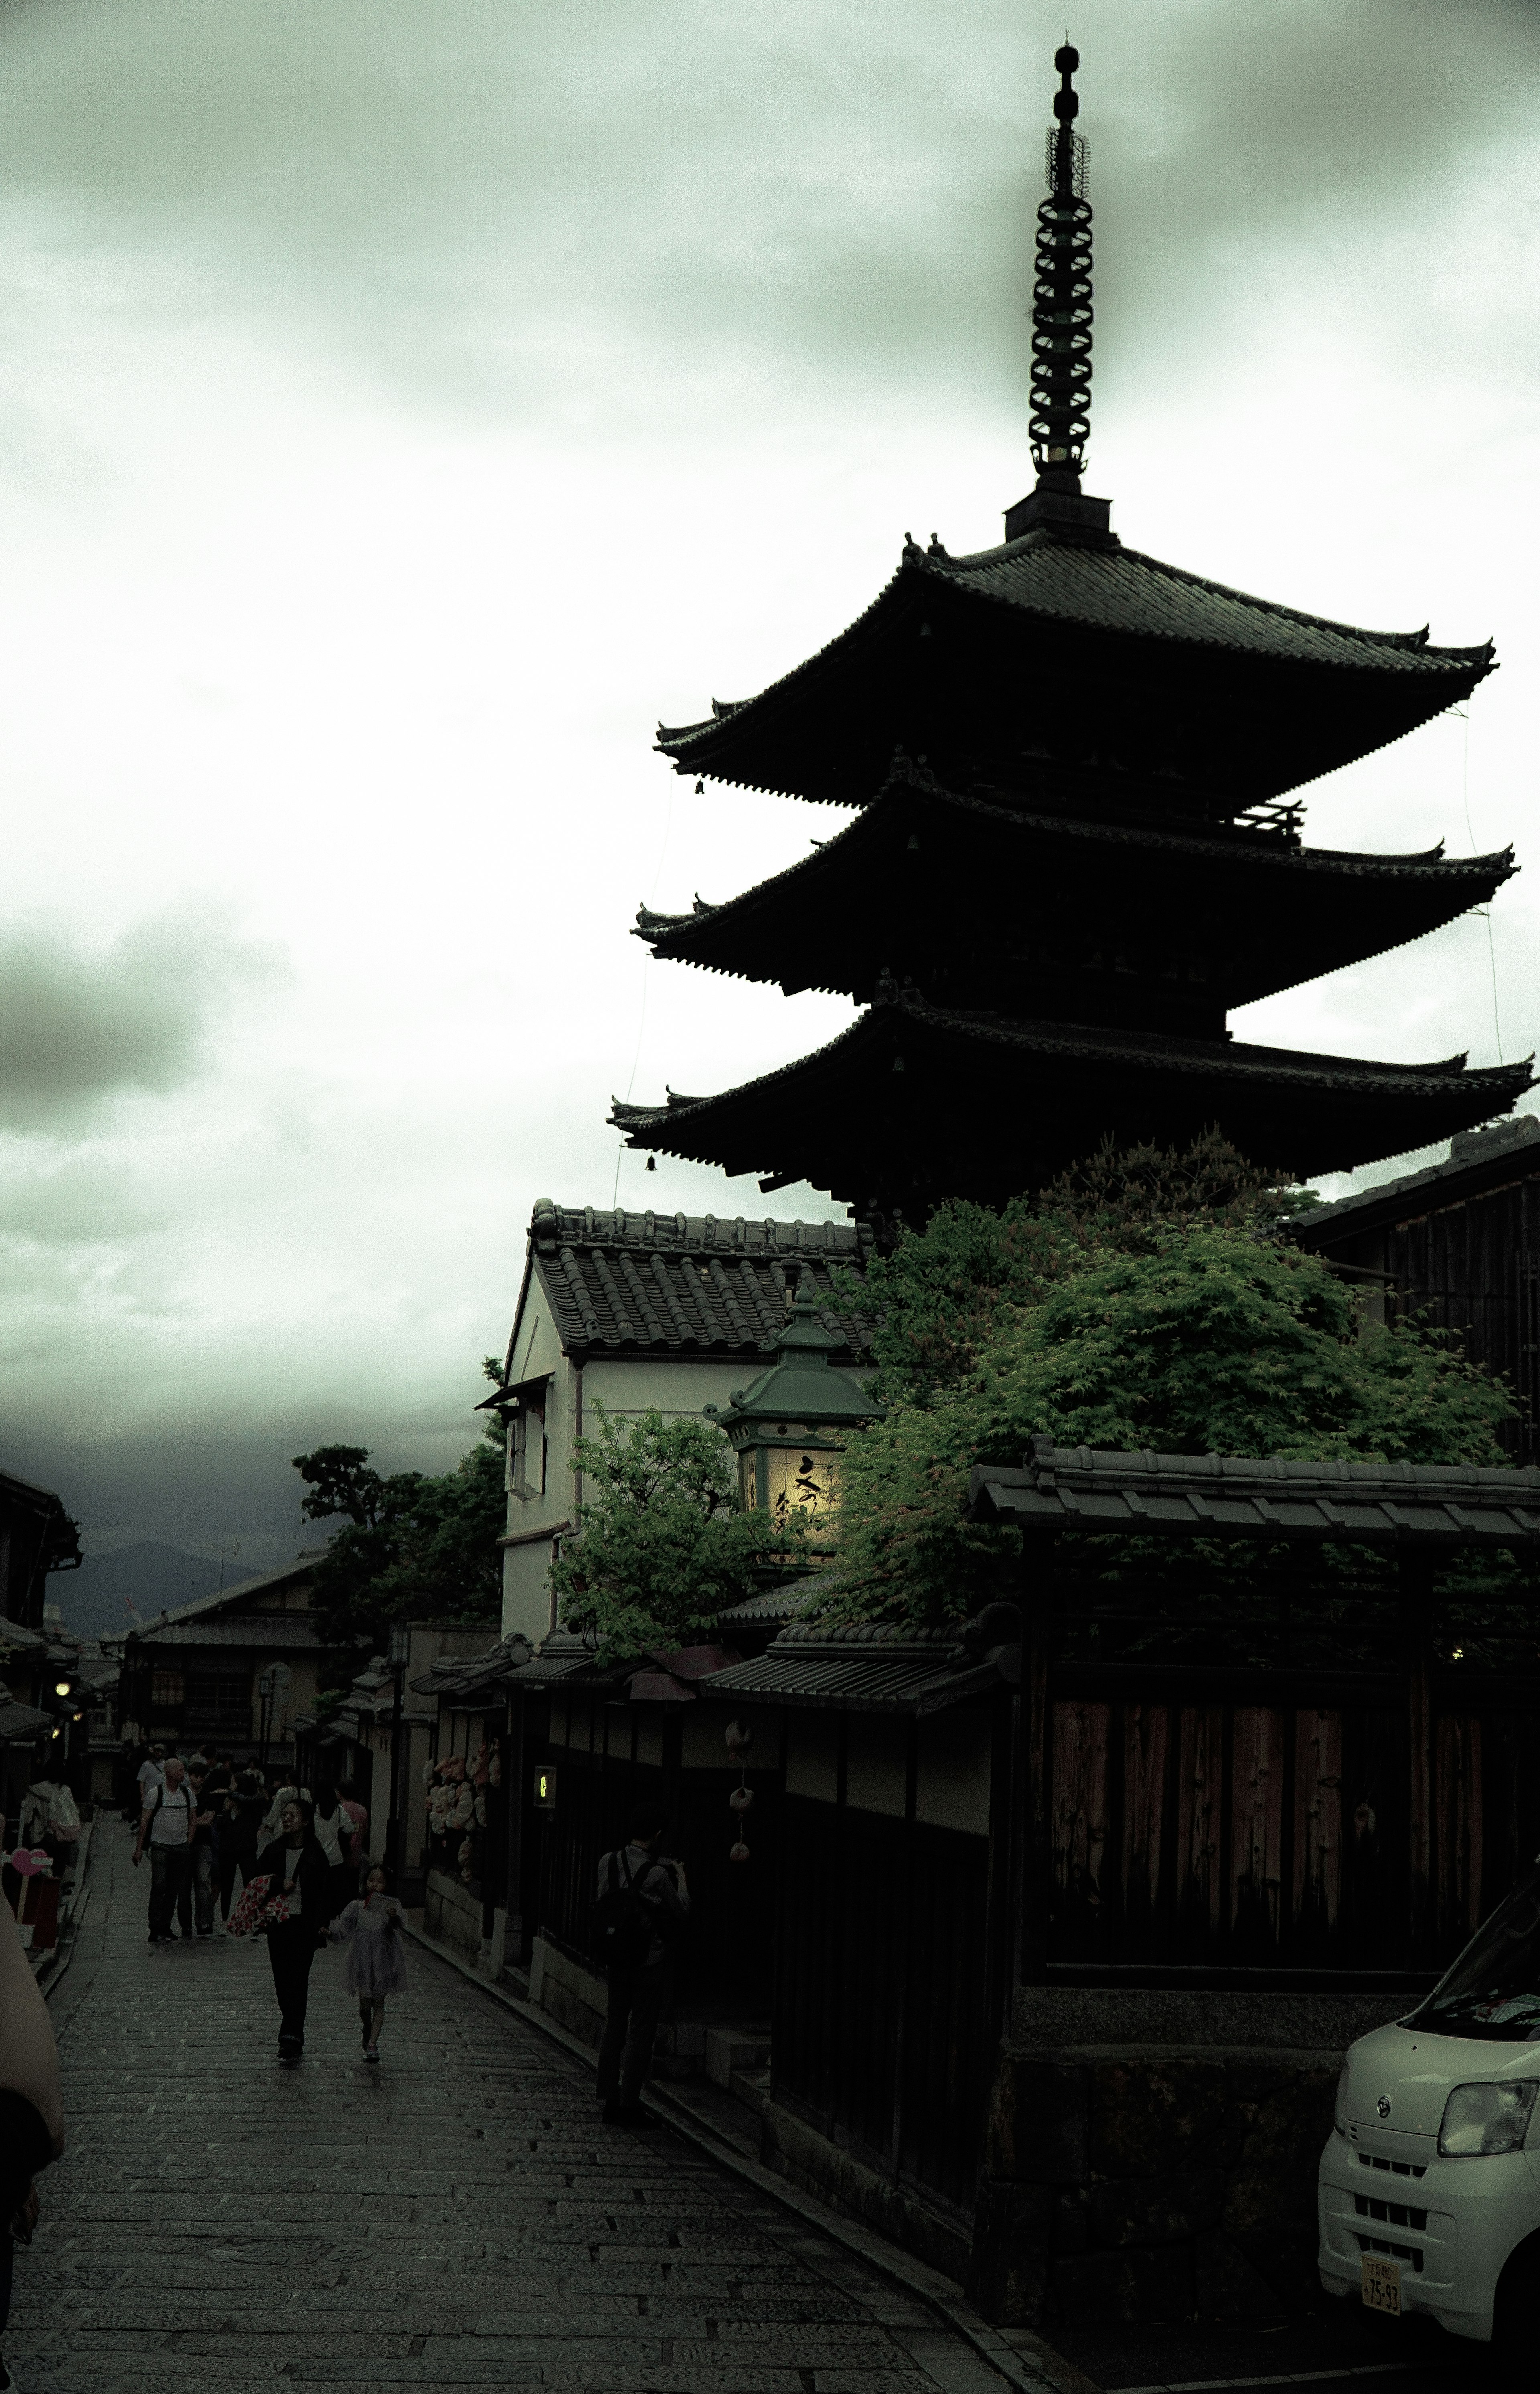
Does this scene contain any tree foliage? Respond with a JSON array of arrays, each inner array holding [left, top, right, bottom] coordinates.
[[549, 1404, 799, 1663], [295, 1362, 507, 1650], [842, 1132, 1310, 1406], [825, 1142, 1514, 1631]]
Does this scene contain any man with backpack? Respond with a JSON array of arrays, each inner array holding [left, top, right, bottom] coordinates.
[[591, 1815, 689, 2125], [131, 1754, 197, 1943]]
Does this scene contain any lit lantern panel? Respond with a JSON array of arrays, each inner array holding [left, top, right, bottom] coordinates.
[[757, 1445, 841, 1535]]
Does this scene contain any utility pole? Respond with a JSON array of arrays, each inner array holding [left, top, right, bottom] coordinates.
[[387, 1623, 411, 1886]]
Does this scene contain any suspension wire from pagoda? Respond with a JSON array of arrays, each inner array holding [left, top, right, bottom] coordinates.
[[1030, 41, 1092, 495], [612, 781, 680, 1206], [1455, 701, 1505, 1065]]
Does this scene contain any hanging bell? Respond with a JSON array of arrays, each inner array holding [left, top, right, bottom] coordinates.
[[729, 1839, 751, 1864], [729, 1784, 753, 1814]]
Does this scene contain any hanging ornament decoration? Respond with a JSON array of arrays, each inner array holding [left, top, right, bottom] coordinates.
[[726, 1717, 755, 1861]]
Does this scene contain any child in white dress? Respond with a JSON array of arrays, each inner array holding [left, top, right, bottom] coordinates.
[[328, 1864, 408, 2062]]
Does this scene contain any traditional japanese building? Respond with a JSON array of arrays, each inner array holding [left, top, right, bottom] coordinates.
[[614, 45, 1528, 1222]]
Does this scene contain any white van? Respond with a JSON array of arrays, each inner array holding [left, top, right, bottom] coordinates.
[[1318, 1873, 1540, 2345]]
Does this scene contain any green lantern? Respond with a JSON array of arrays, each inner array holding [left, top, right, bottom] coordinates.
[[705, 1279, 883, 1541]]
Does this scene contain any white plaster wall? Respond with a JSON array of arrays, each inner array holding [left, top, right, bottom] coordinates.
[[502, 1531, 561, 1647], [582, 1358, 756, 1420], [499, 1350, 751, 1645]]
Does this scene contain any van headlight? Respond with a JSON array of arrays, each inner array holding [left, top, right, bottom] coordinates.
[[1438, 2080, 1540, 2156], [1334, 2066, 1351, 2139]]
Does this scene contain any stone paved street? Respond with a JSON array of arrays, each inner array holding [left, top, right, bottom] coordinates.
[[8, 1825, 1019, 2394]]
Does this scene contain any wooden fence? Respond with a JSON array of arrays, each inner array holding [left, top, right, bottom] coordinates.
[[1027, 1571, 1540, 1982], [774, 1796, 991, 2219]]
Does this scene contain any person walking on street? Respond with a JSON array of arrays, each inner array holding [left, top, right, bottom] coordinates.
[[593, 1814, 689, 2126], [0, 1897, 65, 2394], [219, 1766, 266, 1920], [253, 1797, 329, 2064], [186, 1765, 220, 1940], [134, 1744, 166, 1818], [258, 1775, 308, 1844], [328, 1863, 408, 2064], [312, 1786, 355, 1923], [336, 1779, 369, 1876], [132, 1755, 196, 1944]]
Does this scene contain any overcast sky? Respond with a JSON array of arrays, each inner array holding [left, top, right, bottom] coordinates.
[[2, 0, 1538, 1569]]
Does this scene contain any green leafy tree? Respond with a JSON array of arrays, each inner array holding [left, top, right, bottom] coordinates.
[[828, 1189, 1514, 1631], [549, 1404, 798, 1663], [295, 1362, 508, 1649], [844, 1131, 1309, 1407]]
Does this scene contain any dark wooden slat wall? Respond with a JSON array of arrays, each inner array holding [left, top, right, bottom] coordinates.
[[1041, 1683, 1540, 1976], [1328, 1175, 1540, 1464], [775, 1794, 989, 2216]]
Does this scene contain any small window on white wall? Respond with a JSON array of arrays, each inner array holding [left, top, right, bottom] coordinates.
[[513, 1400, 546, 1499]]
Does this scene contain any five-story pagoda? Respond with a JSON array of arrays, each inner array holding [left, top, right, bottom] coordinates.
[[613, 45, 1529, 1225]]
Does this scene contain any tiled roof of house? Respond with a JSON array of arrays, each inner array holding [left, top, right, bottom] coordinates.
[[131, 1616, 328, 1651], [701, 1618, 1005, 1715], [517, 1202, 875, 1364], [970, 1436, 1540, 1549], [0, 1691, 51, 1739], [101, 1553, 328, 1647], [1291, 1115, 1540, 1240]]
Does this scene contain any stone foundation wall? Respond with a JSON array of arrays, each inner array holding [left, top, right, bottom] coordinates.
[[762, 2100, 973, 2286], [969, 2045, 1342, 2330], [424, 1869, 481, 1963], [529, 1934, 607, 2047]]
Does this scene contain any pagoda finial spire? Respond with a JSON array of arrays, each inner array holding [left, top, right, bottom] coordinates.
[[1029, 40, 1092, 496]]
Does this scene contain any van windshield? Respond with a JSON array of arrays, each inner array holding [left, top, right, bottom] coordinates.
[[1412, 1873, 1540, 2041]]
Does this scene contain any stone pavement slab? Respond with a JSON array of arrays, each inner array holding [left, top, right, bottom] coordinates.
[[7, 1823, 1034, 2393]]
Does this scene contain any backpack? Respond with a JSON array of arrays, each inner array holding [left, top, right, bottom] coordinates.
[[148, 1782, 195, 1834], [589, 1849, 660, 1972]]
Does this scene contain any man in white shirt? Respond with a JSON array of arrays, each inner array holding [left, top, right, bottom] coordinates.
[[135, 1746, 166, 1807], [132, 1756, 196, 1944]]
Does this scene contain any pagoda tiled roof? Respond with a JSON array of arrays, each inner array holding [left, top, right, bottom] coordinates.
[[657, 527, 1494, 810], [915, 533, 1489, 674], [611, 988, 1534, 1209], [518, 1201, 875, 1363], [635, 768, 1514, 1014]]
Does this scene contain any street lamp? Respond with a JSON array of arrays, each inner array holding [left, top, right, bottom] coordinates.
[[705, 1278, 884, 1543], [387, 1622, 411, 1888], [257, 1661, 291, 1772]]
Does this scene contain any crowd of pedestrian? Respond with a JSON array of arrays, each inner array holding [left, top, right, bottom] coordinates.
[[125, 1741, 398, 2066]]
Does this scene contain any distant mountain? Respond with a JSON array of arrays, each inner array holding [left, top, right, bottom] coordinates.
[[48, 1542, 261, 1637]]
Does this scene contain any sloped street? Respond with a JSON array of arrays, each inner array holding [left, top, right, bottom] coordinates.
[[9, 1825, 1035, 2394]]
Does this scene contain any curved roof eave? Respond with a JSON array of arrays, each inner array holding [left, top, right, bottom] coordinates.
[[612, 999, 1534, 1146], [654, 535, 1496, 783]]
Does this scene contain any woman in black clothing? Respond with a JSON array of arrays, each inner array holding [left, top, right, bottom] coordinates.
[[253, 1798, 330, 2064]]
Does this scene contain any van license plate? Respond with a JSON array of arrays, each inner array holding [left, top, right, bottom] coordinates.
[[1362, 2256, 1401, 2317]]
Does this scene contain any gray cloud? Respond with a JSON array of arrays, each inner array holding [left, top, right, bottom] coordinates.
[[0, 0, 1533, 420], [0, 0, 1528, 1572], [0, 909, 282, 1130]]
